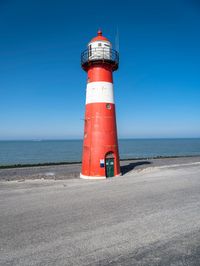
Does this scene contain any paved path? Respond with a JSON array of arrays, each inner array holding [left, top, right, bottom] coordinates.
[[1, 163, 200, 265]]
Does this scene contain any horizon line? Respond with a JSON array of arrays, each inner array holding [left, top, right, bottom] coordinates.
[[0, 137, 200, 141]]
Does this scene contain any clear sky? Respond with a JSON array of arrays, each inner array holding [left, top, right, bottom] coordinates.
[[0, 0, 200, 140]]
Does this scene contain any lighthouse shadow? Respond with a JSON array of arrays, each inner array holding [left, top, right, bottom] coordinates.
[[120, 161, 151, 175]]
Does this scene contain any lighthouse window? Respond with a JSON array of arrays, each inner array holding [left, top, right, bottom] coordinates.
[[106, 103, 111, 109], [89, 45, 92, 57], [98, 43, 102, 47]]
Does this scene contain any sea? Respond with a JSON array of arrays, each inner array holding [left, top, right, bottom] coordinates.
[[0, 139, 200, 166]]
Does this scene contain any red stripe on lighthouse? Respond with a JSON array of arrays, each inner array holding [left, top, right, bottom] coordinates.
[[82, 103, 120, 177], [87, 65, 113, 83]]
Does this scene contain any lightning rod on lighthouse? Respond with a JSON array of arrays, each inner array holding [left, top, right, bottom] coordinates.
[[80, 30, 121, 179]]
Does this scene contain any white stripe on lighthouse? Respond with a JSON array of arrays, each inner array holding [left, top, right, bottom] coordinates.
[[86, 81, 114, 104]]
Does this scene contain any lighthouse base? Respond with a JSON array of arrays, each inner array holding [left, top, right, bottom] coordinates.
[[80, 173, 122, 180], [80, 174, 106, 180]]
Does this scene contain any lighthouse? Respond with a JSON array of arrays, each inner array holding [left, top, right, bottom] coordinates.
[[80, 30, 120, 179]]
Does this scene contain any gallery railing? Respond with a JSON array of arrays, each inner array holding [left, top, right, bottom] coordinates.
[[81, 48, 119, 71]]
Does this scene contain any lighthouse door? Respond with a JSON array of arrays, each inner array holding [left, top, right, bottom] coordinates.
[[105, 153, 114, 177], [106, 158, 114, 177]]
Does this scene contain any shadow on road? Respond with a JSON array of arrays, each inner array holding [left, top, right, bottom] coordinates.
[[121, 161, 151, 175]]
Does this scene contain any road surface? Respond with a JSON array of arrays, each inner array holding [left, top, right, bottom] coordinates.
[[0, 161, 200, 265]]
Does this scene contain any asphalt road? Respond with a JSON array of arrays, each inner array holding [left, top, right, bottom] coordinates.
[[1, 162, 200, 265]]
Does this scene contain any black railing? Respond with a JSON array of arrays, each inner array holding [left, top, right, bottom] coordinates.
[[81, 48, 119, 71]]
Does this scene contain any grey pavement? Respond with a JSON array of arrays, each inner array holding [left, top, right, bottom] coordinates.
[[1, 156, 200, 181], [0, 161, 200, 265]]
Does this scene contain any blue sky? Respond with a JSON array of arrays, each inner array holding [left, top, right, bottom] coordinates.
[[0, 0, 200, 140]]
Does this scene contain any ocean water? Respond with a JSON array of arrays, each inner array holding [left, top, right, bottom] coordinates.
[[0, 139, 200, 166]]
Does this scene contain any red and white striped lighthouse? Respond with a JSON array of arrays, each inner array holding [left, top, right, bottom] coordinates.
[[80, 30, 120, 179]]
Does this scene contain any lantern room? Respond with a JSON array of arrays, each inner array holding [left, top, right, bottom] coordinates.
[[81, 30, 119, 71], [88, 30, 111, 60]]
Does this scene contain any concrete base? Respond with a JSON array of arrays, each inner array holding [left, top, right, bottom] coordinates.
[[80, 173, 122, 180], [80, 174, 106, 180]]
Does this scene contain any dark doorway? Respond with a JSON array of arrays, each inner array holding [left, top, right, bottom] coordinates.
[[105, 153, 114, 177]]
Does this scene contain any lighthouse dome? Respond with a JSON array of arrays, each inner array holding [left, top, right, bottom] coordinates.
[[90, 30, 110, 42]]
